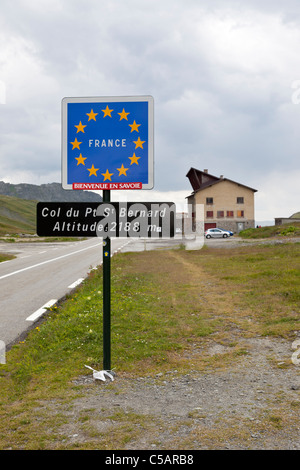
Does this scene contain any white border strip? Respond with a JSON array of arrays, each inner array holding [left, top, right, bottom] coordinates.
[[26, 299, 57, 322]]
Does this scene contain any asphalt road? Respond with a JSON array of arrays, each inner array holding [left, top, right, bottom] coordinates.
[[0, 237, 131, 348]]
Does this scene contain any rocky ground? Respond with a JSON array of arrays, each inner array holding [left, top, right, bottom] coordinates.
[[57, 334, 300, 450]]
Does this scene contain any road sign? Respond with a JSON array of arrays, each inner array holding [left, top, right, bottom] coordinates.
[[61, 96, 154, 190], [59, 95, 156, 374], [36, 202, 175, 238]]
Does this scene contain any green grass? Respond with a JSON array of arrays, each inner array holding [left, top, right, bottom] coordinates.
[[42, 237, 87, 243], [0, 195, 37, 236], [0, 243, 299, 449], [2, 252, 215, 393], [0, 253, 16, 262]]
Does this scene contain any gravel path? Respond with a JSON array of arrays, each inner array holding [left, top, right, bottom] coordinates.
[[60, 335, 300, 450]]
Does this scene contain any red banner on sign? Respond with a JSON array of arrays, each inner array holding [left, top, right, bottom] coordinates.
[[72, 182, 142, 190]]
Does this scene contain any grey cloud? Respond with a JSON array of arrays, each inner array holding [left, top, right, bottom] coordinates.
[[0, 0, 299, 220]]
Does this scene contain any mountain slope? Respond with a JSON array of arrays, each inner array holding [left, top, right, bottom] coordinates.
[[0, 182, 103, 236], [0, 195, 37, 235]]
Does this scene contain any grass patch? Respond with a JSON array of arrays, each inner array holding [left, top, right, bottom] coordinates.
[[0, 253, 16, 262], [42, 237, 87, 243], [239, 222, 300, 239], [189, 242, 300, 337]]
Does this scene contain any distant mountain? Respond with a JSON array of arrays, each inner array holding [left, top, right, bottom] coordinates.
[[0, 181, 102, 203]]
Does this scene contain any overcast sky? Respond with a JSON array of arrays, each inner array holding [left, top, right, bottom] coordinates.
[[1, 0, 300, 221]]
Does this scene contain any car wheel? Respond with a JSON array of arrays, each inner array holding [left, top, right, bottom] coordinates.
[[223, 234, 228, 238], [206, 235, 211, 239]]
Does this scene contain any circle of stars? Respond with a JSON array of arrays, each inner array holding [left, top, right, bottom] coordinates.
[[69, 105, 146, 182]]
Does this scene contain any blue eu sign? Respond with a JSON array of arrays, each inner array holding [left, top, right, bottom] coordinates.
[[62, 96, 154, 190]]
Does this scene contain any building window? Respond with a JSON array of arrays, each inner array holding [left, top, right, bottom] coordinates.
[[237, 197, 244, 204], [237, 210, 244, 217], [226, 211, 234, 217], [217, 211, 224, 218], [206, 211, 213, 218], [206, 197, 213, 204]]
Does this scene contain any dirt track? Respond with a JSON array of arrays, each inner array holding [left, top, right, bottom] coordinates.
[[56, 237, 300, 450]]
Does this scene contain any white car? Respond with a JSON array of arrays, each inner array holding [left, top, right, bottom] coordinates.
[[205, 228, 231, 238]]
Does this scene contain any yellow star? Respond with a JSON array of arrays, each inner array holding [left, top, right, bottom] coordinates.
[[129, 120, 141, 132], [87, 164, 99, 176], [133, 136, 145, 149], [118, 108, 130, 121], [102, 105, 113, 117], [75, 153, 86, 166], [102, 168, 114, 181], [129, 153, 140, 165], [86, 109, 98, 121], [74, 121, 86, 133], [70, 137, 82, 150], [117, 163, 129, 176]]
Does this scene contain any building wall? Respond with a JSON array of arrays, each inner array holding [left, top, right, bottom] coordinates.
[[193, 180, 255, 233], [275, 217, 300, 225]]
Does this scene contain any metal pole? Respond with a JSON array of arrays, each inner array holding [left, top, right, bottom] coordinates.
[[102, 189, 111, 370]]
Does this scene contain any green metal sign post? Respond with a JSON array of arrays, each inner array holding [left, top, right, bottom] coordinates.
[[58, 95, 163, 380], [102, 189, 111, 371], [36, 198, 176, 377]]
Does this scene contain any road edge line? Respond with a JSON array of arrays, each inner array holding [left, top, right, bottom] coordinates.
[[26, 299, 57, 322]]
